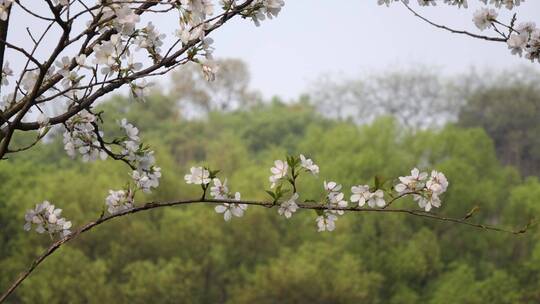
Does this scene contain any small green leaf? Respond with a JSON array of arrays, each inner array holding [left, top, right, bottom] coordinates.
[[265, 190, 276, 200]]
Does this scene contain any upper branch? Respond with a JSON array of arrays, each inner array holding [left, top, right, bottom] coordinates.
[[401, 1, 507, 42]]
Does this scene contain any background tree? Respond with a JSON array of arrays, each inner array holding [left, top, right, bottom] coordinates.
[[459, 67, 540, 177], [170, 58, 260, 116], [310, 67, 462, 129]]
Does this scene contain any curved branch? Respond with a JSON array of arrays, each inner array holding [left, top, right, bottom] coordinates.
[[0, 194, 530, 303], [402, 1, 507, 42]]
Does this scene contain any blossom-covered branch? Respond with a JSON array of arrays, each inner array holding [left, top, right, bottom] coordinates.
[[1, 189, 529, 303], [4, 154, 533, 302]]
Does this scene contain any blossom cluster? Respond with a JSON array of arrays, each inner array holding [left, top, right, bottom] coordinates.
[[105, 189, 134, 214], [395, 168, 449, 211], [63, 114, 161, 214], [119, 119, 162, 193], [185, 166, 248, 221], [507, 22, 540, 62], [63, 110, 108, 162], [317, 181, 347, 231], [472, 7, 498, 30], [24, 201, 72, 238], [212, 180, 248, 222]]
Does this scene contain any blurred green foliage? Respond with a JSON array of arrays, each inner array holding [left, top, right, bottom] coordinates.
[[0, 94, 539, 303]]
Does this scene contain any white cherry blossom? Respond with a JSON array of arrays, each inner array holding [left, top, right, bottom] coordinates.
[[105, 189, 133, 214], [350, 185, 371, 207], [367, 189, 386, 208], [24, 201, 72, 237], [300, 154, 319, 175], [327, 191, 348, 215], [426, 170, 449, 194], [1, 61, 12, 86], [269, 159, 288, 188], [120, 118, 140, 141], [185, 166, 211, 185], [214, 192, 248, 221], [210, 178, 229, 199], [473, 8, 498, 31], [316, 211, 337, 232], [395, 168, 428, 194], [324, 180, 342, 193], [414, 193, 442, 212], [278, 193, 299, 218], [131, 167, 161, 193]]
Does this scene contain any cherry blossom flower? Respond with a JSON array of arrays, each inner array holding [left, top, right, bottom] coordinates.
[[1, 61, 12, 86], [507, 34, 527, 56], [327, 191, 348, 215], [269, 159, 288, 188], [21, 70, 39, 92], [114, 5, 140, 35], [316, 211, 337, 232], [37, 113, 50, 136], [75, 54, 87, 67], [214, 192, 248, 221], [414, 192, 442, 212], [480, 0, 522, 9], [63, 110, 108, 162], [351, 185, 386, 208], [24, 201, 72, 237], [367, 189, 386, 208], [278, 193, 299, 218], [300, 154, 319, 175], [120, 118, 140, 142], [324, 180, 342, 193], [473, 8, 498, 31], [185, 166, 211, 185], [131, 167, 161, 193], [426, 170, 449, 194], [350, 185, 371, 207], [105, 189, 134, 214], [443, 0, 468, 8], [210, 178, 229, 199], [395, 168, 428, 194]]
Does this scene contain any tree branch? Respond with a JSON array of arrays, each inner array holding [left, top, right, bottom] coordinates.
[[401, 1, 507, 42], [0, 193, 530, 303]]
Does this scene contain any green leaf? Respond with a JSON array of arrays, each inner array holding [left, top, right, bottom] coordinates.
[[265, 190, 276, 200]]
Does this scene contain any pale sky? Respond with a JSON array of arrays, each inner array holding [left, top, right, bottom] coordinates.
[[7, 1, 540, 100], [204, 1, 540, 99]]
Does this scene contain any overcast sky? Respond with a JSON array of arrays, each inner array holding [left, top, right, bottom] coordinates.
[[202, 1, 540, 99], [8, 1, 540, 101]]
